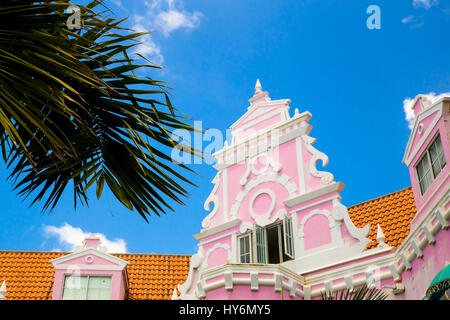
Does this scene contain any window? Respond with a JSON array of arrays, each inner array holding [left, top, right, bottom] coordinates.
[[62, 275, 112, 300], [239, 234, 252, 263], [238, 218, 294, 264], [416, 134, 446, 195]]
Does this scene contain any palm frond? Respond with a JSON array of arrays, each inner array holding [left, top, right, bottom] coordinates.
[[0, 0, 202, 220], [320, 284, 389, 300]]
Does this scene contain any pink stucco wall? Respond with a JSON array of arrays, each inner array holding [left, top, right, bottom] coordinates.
[[407, 110, 449, 231], [391, 229, 450, 300]]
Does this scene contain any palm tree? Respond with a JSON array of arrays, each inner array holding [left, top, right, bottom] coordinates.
[[0, 0, 199, 221], [320, 284, 389, 300]]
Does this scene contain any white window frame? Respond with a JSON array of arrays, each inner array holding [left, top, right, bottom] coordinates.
[[239, 218, 294, 264], [62, 274, 112, 300], [238, 233, 252, 263], [253, 225, 268, 264], [283, 217, 294, 259], [415, 134, 446, 195]]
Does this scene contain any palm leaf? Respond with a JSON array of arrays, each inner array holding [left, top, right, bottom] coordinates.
[[0, 0, 202, 220], [320, 283, 389, 300]]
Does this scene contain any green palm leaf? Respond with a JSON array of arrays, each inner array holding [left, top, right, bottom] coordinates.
[[320, 283, 389, 300], [0, 0, 201, 221]]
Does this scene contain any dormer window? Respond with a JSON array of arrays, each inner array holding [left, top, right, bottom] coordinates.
[[238, 218, 294, 264], [62, 275, 112, 300], [416, 134, 446, 195], [51, 235, 129, 300]]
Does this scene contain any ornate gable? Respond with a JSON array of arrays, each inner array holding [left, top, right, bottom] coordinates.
[[175, 80, 379, 300], [403, 95, 449, 166]]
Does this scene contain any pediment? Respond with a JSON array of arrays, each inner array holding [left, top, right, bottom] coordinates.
[[230, 99, 290, 131], [403, 102, 443, 166], [50, 248, 128, 270]]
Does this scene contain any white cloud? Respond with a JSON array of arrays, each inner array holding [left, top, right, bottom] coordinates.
[[132, 23, 164, 65], [43, 223, 127, 253], [110, 0, 123, 7], [403, 97, 416, 129], [413, 0, 439, 9], [403, 92, 450, 129], [401, 14, 425, 28], [154, 9, 202, 37], [401, 15, 414, 23], [130, 0, 203, 63]]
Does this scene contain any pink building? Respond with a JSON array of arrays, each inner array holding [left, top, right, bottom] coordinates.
[[173, 81, 450, 300], [0, 81, 448, 300]]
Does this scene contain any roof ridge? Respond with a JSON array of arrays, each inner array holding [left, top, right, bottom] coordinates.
[[113, 253, 192, 257], [0, 250, 191, 256], [0, 250, 67, 254], [348, 186, 412, 209]]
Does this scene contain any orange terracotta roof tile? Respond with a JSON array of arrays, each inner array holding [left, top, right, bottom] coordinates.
[[347, 186, 416, 249], [0, 251, 190, 300]]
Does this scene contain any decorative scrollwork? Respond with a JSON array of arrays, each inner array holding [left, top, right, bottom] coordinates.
[[202, 172, 221, 229], [302, 135, 334, 184]]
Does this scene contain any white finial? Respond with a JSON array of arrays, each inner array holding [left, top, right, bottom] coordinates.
[[224, 140, 228, 147], [294, 108, 299, 116], [376, 224, 387, 247], [0, 280, 6, 300], [255, 79, 262, 94]]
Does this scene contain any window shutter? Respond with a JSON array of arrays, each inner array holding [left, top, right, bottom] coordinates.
[[254, 225, 267, 264], [283, 217, 294, 259], [239, 234, 251, 263]]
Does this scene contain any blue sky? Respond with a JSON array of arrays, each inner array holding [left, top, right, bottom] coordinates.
[[1, 0, 449, 255]]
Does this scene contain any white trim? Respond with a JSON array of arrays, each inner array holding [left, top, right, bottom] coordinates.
[[204, 243, 232, 268], [247, 98, 290, 110], [297, 209, 342, 254], [397, 187, 449, 254], [54, 265, 126, 271], [199, 231, 236, 246], [249, 188, 276, 226], [250, 272, 259, 291], [392, 190, 449, 277], [403, 103, 443, 166], [0, 281, 6, 300], [302, 248, 395, 285], [202, 171, 221, 229], [200, 263, 304, 298], [410, 239, 423, 258], [331, 198, 371, 251], [295, 137, 306, 194], [233, 108, 286, 134], [289, 195, 339, 214], [224, 272, 233, 290], [213, 111, 312, 164], [230, 173, 297, 221], [240, 151, 282, 186], [302, 135, 334, 184], [237, 233, 252, 263], [230, 98, 288, 129], [174, 250, 204, 300], [278, 124, 312, 145], [403, 97, 449, 164], [50, 248, 128, 268], [231, 233, 237, 263], [223, 168, 229, 223], [194, 219, 241, 241], [412, 172, 449, 224], [284, 182, 344, 207]]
